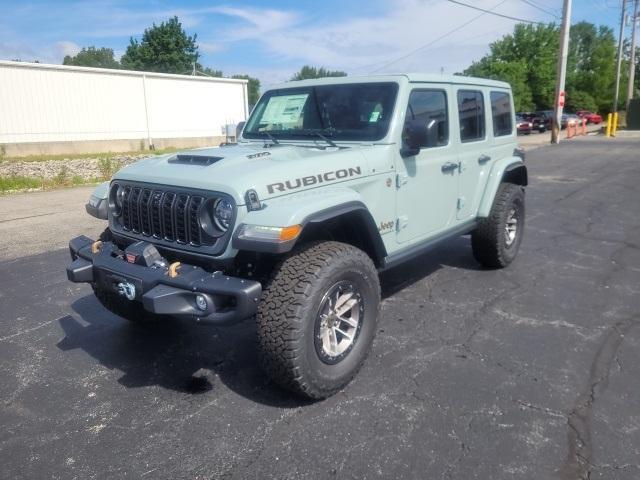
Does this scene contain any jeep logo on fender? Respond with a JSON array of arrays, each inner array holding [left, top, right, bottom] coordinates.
[[267, 167, 362, 194]]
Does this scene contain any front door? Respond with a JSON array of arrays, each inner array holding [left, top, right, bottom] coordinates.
[[396, 87, 458, 244]]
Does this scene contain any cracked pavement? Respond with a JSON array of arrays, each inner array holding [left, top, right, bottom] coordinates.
[[1, 136, 639, 479]]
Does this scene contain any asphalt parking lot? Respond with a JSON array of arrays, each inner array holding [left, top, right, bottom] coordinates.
[[1, 135, 639, 479]]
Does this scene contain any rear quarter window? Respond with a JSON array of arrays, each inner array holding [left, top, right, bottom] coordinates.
[[490, 91, 513, 137]]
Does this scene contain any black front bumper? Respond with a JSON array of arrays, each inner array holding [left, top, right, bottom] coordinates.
[[66, 236, 262, 325]]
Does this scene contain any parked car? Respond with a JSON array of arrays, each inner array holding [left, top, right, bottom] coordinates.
[[518, 112, 546, 132], [534, 110, 553, 130], [561, 113, 581, 129], [516, 115, 532, 135], [67, 74, 527, 399], [576, 110, 603, 124]]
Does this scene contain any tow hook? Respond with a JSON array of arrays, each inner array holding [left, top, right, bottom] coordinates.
[[117, 281, 136, 300]]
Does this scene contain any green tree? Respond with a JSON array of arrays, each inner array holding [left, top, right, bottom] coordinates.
[[291, 66, 347, 81], [231, 74, 261, 106], [463, 58, 534, 111], [462, 23, 558, 111], [199, 65, 223, 77], [462, 22, 619, 114], [567, 23, 616, 113], [63, 47, 120, 69], [121, 16, 198, 74]]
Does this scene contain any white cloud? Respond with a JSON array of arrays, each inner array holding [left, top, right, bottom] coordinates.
[[0, 0, 551, 87], [212, 0, 548, 83], [0, 40, 81, 63], [208, 6, 301, 41], [198, 42, 224, 54], [55, 41, 81, 58], [0, 41, 40, 62]]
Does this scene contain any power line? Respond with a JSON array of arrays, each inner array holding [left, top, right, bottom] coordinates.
[[349, 26, 503, 73], [369, 0, 509, 73], [445, 0, 546, 24], [519, 0, 560, 18]]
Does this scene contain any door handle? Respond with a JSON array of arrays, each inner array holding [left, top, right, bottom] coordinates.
[[478, 154, 491, 164], [441, 162, 458, 173]]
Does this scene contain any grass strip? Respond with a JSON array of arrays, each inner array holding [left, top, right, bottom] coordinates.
[[0, 147, 178, 163], [0, 175, 105, 194]]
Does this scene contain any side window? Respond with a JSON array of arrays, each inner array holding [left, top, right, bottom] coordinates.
[[404, 89, 448, 148], [457, 90, 485, 142], [490, 91, 513, 136]]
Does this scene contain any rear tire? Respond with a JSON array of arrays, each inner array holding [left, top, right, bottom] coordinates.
[[472, 182, 525, 268], [257, 241, 380, 399]]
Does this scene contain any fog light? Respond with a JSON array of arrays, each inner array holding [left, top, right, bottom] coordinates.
[[195, 295, 208, 311]]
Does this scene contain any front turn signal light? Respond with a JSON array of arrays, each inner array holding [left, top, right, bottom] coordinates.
[[236, 224, 303, 243], [278, 225, 302, 241]]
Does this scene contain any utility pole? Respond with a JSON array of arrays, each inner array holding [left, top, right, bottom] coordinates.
[[613, 0, 628, 113], [551, 0, 572, 144], [626, 0, 639, 111]]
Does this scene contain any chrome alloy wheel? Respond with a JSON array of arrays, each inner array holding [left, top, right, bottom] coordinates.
[[505, 207, 518, 247], [314, 281, 364, 364]]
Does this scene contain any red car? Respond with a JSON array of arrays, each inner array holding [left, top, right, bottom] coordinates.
[[515, 115, 532, 135], [576, 110, 602, 124]]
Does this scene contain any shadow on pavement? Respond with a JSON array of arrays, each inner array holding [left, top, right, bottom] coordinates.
[[56, 236, 481, 406]]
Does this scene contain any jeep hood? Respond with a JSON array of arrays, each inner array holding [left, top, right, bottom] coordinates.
[[113, 143, 370, 205]]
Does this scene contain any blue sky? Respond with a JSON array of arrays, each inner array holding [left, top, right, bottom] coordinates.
[[0, 0, 629, 88]]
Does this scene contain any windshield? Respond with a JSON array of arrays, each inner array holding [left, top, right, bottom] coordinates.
[[243, 82, 399, 142]]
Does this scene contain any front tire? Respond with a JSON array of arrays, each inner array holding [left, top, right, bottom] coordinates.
[[257, 241, 381, 399], [471, 182, 525, 268]]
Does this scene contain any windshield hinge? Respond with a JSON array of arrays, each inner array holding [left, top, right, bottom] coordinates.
[[396, 173, 409, 189]]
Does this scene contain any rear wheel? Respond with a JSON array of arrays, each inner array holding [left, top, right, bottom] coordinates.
[[257, 241, 380, 399], [472, 182, 525, 268]]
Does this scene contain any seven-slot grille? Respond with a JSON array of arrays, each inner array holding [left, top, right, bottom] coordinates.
[[119, 185, 206, 246]]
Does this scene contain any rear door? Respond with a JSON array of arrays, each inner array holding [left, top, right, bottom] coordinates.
[[455, 88, 492, 220]]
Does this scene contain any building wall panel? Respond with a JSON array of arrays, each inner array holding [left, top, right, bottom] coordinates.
[[0, 61, 248, 147]]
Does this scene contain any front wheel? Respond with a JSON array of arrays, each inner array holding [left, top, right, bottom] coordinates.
[[471, 183, 525, 268], [257, 241, 381, 399]]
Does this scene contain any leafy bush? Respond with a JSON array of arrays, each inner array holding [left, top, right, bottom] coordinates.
[[98, 157, 114, 179]]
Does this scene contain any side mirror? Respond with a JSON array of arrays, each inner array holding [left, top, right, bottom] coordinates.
[[401, 119, 428, 157]]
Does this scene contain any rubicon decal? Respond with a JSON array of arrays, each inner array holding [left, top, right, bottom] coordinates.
[[267, 167, 362, 194]]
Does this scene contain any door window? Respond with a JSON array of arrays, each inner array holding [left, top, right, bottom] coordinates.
[[457, 90, 485, 142], [490, 91, 513, 136], [404, 90, 448, 148]]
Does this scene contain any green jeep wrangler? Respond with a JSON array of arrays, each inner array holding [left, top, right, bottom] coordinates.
[[67, 74, 527, 399]]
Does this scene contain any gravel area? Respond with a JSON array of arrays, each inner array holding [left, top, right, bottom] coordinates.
[[0, 154, 152, 180]]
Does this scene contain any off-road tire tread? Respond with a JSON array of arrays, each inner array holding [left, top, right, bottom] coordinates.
[[257, 241, 380, 399], [471, 182, 524, 268]]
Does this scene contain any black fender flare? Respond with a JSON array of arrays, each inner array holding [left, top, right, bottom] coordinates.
[[503, 163, 528, 186], [233, 201, 388, 266]]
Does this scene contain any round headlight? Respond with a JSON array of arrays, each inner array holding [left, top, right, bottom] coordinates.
[[213, 199, 233, 231], [109, 183, 125, 217], [115, 185, 125, 208]]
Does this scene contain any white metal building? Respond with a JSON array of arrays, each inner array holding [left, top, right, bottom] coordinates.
[[0, 60, 249, 156]]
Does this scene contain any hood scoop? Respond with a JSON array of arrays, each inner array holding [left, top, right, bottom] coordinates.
[[168, 154, 224, 166]]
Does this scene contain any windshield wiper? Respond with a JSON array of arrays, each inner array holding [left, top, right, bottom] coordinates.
[[259, 131, 280, 145], [300, 129, 339, 148]]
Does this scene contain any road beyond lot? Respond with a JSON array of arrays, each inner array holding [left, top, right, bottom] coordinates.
[[1, 136, 639, 479]]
